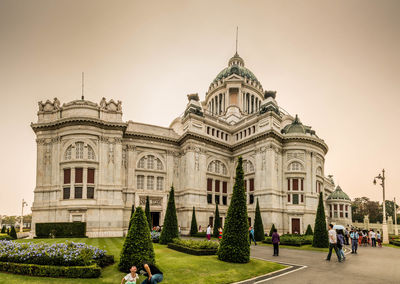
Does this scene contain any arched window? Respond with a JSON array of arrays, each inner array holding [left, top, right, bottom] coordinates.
[[156, 158, 163, 170], [243, 160, 255, 173], [138, 157, 145, 168], [65, 145, 72, 160], [87, 145, 95, 160], [137, 154, 164, 171], [222, 164, 227, 175], [207, 160, 228, 176], [288, 162, 303, 171], [316, 167, 323, 176], [75, 142, 84, 159], [147, 155, 154, 169]]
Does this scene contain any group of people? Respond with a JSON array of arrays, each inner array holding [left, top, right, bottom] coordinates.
[[205, 224, 223, 241], [121, 263, 163, 284]]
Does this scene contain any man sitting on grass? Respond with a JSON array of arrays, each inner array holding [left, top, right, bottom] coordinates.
[[139, 263, 163, 284], [121, 266, 140, 284]]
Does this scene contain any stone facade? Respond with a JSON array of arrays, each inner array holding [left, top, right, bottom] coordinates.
[[31, 53, 336, 237]]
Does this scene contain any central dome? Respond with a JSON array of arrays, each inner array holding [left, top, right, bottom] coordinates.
[[211, 53, 260, 86]]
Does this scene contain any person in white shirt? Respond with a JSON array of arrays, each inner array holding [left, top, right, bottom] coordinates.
[[121, 266, 140, 284], [326, 224, 342, 262], [370, 229, 377, 247], [206, 224, 212, 241]]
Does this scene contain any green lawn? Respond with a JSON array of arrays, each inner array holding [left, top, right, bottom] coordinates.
[[0, 238, 286, 284]]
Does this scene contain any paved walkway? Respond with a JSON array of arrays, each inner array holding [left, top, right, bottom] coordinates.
[[249, 244, 400, 283]]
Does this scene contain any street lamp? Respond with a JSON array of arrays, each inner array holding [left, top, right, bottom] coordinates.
[[373, 169, 388, 244], [20, 199, 28, 233]]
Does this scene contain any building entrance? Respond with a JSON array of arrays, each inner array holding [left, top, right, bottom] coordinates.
[[291, 218, 300, 234], [151, 212, 160, 227]]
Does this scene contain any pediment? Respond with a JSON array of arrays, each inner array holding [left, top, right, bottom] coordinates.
[[225, 74, 243, 81]]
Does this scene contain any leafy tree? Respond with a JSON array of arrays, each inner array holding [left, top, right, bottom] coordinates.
[[1, 226, 5, 234], [145, 196, 152, 230], [213, 203, 221, 237], [312, 192, 329, 248], [384, 200, 399, 223], [118, 207, 155, 272], [305, 224, 313, 235], [269, 224, 276, 237], [217, 157, 250, 263], [10, 226, 17, 239], [253, 198, 265, 241], [128, 204, 135, 231], [159, 187, 179, 244], [190, 207, 198, 236]]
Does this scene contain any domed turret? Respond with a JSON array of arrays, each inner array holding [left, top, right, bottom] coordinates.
[[282, 115, 306, 134], [327, 185, 351, 201]]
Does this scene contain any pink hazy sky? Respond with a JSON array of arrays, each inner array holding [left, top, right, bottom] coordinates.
[[0, 0, 399, 215]]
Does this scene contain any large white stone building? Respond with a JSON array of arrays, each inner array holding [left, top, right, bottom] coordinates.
[[31, 52, 338, 237]]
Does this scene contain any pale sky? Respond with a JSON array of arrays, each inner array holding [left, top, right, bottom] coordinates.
[[0, 0, 399, 215]]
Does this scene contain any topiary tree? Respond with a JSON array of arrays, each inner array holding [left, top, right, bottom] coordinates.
[[269, 224, 276, 237], [312, 192, 329, 248], [305, 224, 313, 235], [217, 157, 250, 263], [254, 198, 265, 241], [159, 187, 179, 244], [6, 228, 9, 235], [145, 196, 152, 231], [213, 203, 221, 237], [1, 226, 5, 234], [118, 207, 155, 272], [10, 226, 17, 239], [128, 204, 135, 231], [190, 206, 198, 236]]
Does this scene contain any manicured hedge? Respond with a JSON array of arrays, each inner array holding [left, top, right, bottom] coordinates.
[[36, 222, 86, 238], [0, 234, 13, 240], [0, 262, 100, 278], [192, 232, 207, 238], [168, 239, 219, 255], [263, 234, 313, 246], [168, 243, 218, 255], [390, 239, 400, 246], [94, 255, 114, 268]]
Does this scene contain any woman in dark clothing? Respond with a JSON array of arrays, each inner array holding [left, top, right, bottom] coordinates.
[[271, 229, 280, 256]]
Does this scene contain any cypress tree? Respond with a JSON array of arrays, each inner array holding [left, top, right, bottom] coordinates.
[[305, 224, 314, 235], [190, 206, 198, 236], [213, 203, 221, 237], [254, 198, 265, 241], [118, 207, 155, 272], [269, 224, 276, 237], [10, 226, 17, 239], [159, 187, 179, 244], [1, 226, 5, 234], [128, 204, 135, 231], [312, 192, 329, 248], [217, 157, 250, 263], [145, 196, 152, 231]]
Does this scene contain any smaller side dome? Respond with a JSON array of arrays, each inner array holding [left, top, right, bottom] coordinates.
[[327, 185, 351, 201], [281, 115, 306, 134]]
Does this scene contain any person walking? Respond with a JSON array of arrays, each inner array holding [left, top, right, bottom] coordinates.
[[249, 226, 257, 245], [271, 229, 280, 256], [350, 228, 359, 254], [344, 228, 350, 245], [206, 224, 212, 241], [370, 229, 376, 247], [377, 231, 382, 248], [218, 227, 222, 241], [337, 230, 345, 261], [326, 224, 341, 262]]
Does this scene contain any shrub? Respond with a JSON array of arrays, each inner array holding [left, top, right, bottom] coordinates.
[[0, 226, 5, 234], [151, 231, 161, 243], [168, 238, 219, 255], [10, 226, 17, 239], [159, 187, 179, 244], [263, 234, 313, 246], [36, 222, 86, 238], [218, 157, 250, 263], [0, 262, 100, 278], [128, 204, 135, 231], [305, 224, 313, 235], [213, 203, 221, 238], [0, 234, 12, 240], [191, 232, 207, 238], [0, 240, 111, 267], [312, 192, 329, 248], [269, 224, 276, 237], [119, 207, 155, 273], [390, 239, 400, 246], [145, 196, 152, 231], [254, 198, 265, 241], [190, 207, 198, 236]]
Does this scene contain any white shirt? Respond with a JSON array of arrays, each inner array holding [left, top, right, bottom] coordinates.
[[328, 229, 337, 244], [206, 226, 212, 235], [371, 232, 376, 238], [124, 273, 139, 284]]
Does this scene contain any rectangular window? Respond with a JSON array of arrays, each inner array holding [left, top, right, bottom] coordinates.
[[340, 204, 343, 210], [288, 179, 291, 191], [207, 194, 212, 204], [293, 194, 299, 204], [345, 205, 348, 211], [293, 179, 298, 191], [215, 195, 220, 204], [87, 187, 94, 199], [249, 178, 254, 191], [334, 212, 338, 218], [288, 194, 291, 203], [222, 181, 227, 193], [74, 187, 82, 199], [222, 196, 227, 205], [301, 179, 304, 191], [249, 194, 254, 204], [137, 175, 144, 189], [147, 156, 154, 169], [87, 168, 95, 184], [63, 187, 70, 199], [340, 211, 343, 218], [75, 168, 83, 183], [334, 204, 337, 210], [207, 178, 213, 191], [345, 212, 348, 218], [64, 169, 71, 184], [330, 205, 332, 218], [157, 177, 163, 190], [301, 194, 304, 203], [215, 180, 220, 192], [248, 217, 251, 227], [147, 176, 154, 190]]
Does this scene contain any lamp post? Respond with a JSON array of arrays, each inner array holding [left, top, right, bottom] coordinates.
[[395, 197, 398, 236], [373, 169, 388, 244], [20, 199, 28, 233]]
